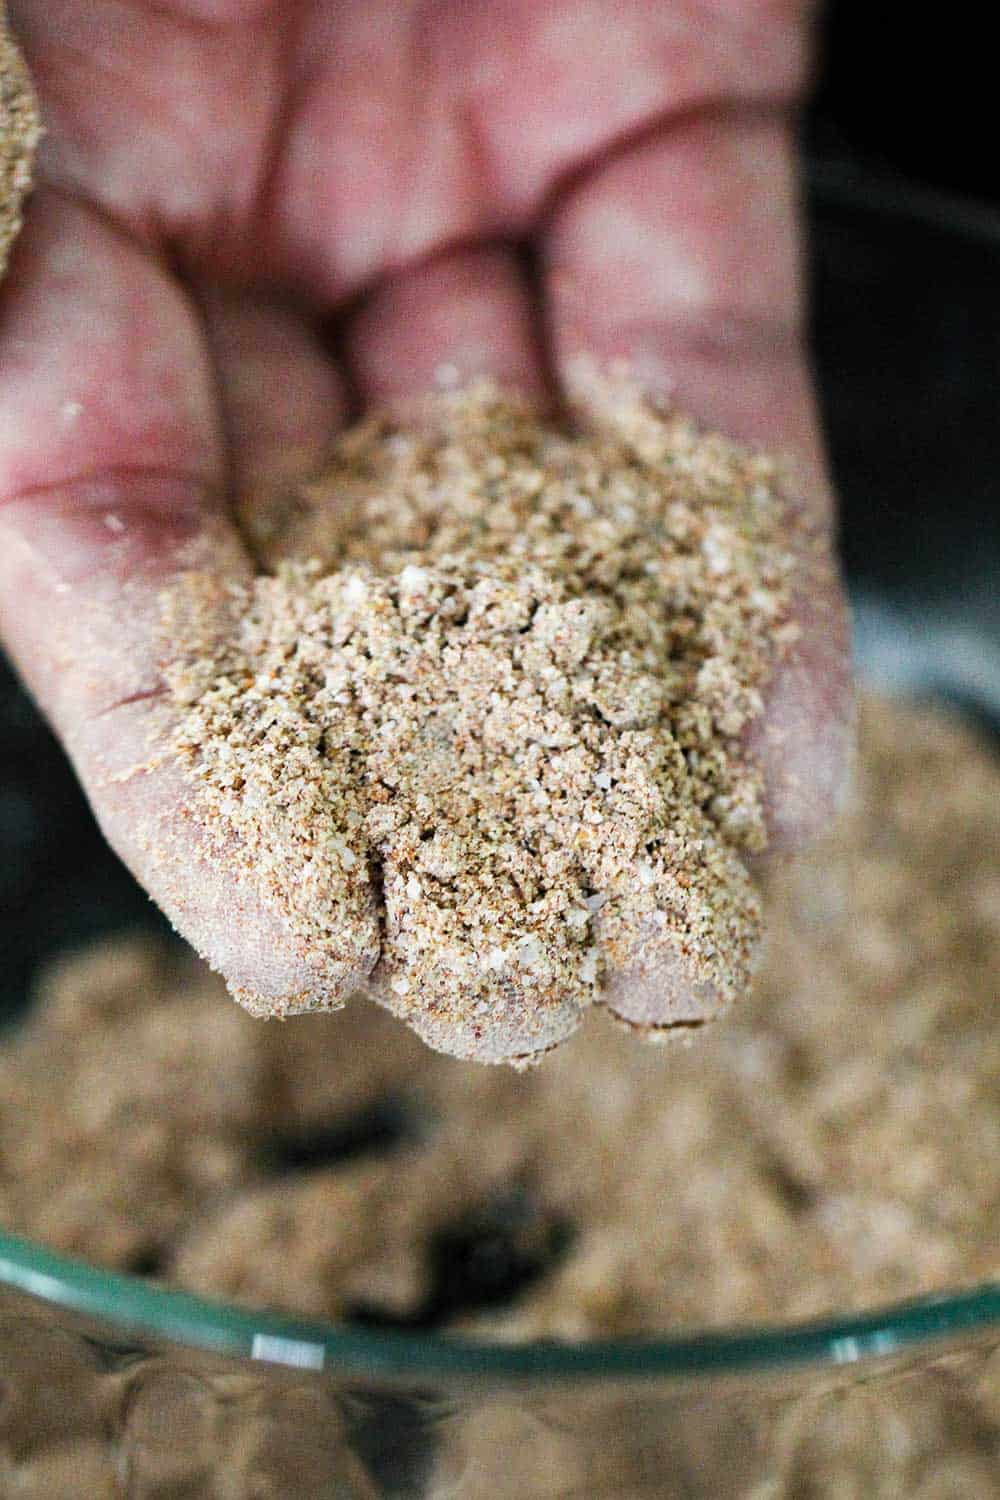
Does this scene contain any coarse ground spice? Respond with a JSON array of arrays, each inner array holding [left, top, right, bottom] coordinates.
[[161, 382, 797, 1061], [2, 694, 998, 1327], [0, 0, 39, 279], [2, 693, 1000, 1495]]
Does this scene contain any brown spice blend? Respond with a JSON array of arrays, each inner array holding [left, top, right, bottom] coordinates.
[[0, 1, 40, 279], [4, 693, 1000, 1496], [161, 382, 797, 1061], [3, 694, 998, 1335]]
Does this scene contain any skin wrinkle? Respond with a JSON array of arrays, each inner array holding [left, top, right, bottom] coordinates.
[[532, 98, 795, 248], [0, 465, 219, 514], [94, 681, 169, 716], [0, 484, 234, 737]]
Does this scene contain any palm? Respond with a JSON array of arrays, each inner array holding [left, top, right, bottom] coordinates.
[[0, 0, 850, 1038]]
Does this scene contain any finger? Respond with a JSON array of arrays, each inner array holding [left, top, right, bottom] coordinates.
[[344, 245, 550, 408], [544, 113, 853, 856], [198, 287, 347, 557], [0, 191, 376, 1007]]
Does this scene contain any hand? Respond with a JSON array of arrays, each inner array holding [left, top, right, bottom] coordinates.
[[0, 0, 851, 1037]]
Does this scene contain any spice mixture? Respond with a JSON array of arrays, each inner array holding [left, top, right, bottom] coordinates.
[[0, 1, 39, 279], [162, 383, 797, 1062], [3, 694, 999, 1329], [3, 692, 1000, 1493]]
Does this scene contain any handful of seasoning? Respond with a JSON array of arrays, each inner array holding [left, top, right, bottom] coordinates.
[[162, 381, 796, 1063]]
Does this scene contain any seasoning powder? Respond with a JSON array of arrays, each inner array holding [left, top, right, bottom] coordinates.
[[3, 695, 999, 1335], [162, 383, 796, 1061]]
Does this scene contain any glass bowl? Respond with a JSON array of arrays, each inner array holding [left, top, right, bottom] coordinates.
[[2, 167, 999, 1497]]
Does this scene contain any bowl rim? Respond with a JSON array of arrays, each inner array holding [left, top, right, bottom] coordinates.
[[2, 1229, 999, 1383]]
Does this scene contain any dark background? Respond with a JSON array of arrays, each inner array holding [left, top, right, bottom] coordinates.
[[809, 1, 992, 203], [804, 0, 999, 609]]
